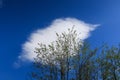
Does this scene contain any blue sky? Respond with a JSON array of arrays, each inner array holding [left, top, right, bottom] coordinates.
[[0, 0, 120, 80]]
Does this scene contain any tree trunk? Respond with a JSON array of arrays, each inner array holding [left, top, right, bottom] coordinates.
[[60, 61, 65, 80]]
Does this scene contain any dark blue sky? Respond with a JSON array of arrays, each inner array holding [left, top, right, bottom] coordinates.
[[0, 0, 120, 80]]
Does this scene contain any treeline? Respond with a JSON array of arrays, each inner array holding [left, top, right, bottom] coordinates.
[[28, 28, 120, 80]]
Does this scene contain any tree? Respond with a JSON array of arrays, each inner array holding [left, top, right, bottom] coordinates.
[[32, 27, 82, 80], [72, 43, 98, 80], [97, 44, 120, 80], [29, 28, 120, 80]]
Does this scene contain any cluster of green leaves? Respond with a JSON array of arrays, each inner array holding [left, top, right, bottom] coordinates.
[[97, 45, 120, 80]]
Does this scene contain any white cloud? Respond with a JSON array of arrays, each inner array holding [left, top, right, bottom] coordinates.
[[17, 18, 99, 64]]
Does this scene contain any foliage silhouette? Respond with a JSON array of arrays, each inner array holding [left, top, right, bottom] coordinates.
[[28, 28, 120, 80]]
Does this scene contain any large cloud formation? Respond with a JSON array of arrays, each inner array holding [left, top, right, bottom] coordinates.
[[18, 18, 98, 63]]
